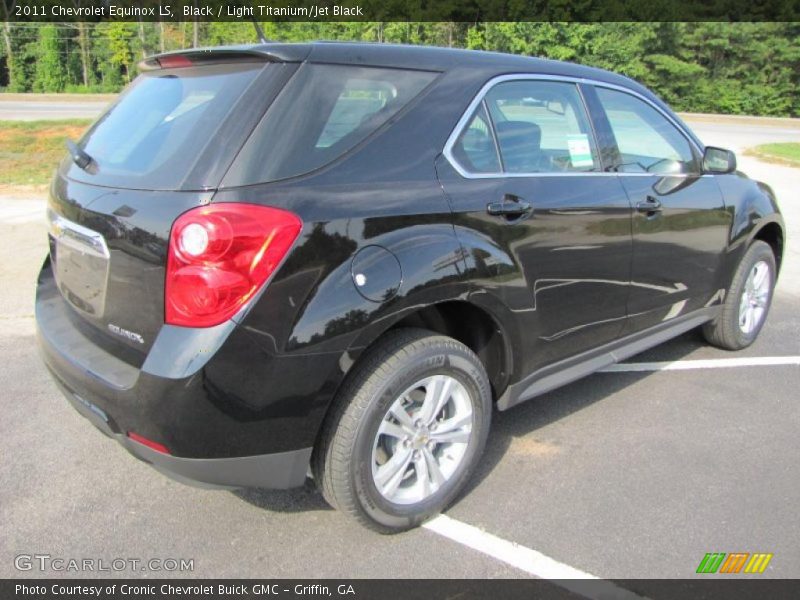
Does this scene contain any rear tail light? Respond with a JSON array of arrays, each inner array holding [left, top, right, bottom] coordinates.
[[166, 203, 302, 328]]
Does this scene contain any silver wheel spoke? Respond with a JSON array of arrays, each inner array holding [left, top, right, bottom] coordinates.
[[378, 420, 410, 440], [375, 447, 413, 497], [430, 429, 471, 444], [414, 454, 432, 497], [423, 448, 446, 487], [388, 401, 416, 431], [435, 412, 472, 434], [420, 376, 453, 425], [752, 264, 768, 289]]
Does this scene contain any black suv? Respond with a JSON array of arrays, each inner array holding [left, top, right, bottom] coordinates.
[[37, 42, 784, 532]]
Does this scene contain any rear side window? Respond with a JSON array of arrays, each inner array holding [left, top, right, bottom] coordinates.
[[72, 63, 266, 190], [484, 81, 599, 173], [226, 64, 436, 185]]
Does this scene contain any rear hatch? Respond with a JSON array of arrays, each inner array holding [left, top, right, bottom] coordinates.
[[47, 52, 296, 358]]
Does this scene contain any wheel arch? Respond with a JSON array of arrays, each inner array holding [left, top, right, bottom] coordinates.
[[310, 297, 513, 486], [751, 220, 785, 275], [343, 299, 513, 403], [721, 175, 785, 290]]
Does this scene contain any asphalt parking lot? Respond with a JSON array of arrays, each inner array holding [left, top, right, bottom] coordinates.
[[1, 118, 798, 586]]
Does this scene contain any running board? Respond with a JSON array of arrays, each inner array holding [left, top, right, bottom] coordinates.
[[497, 308, 719, 411]]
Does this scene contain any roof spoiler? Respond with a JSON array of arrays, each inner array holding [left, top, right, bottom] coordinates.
[[138, 45, 311, 71]]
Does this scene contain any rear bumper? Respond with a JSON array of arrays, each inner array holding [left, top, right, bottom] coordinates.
[[42, 346, 312, 490], [49, 369, 311, 489], [36, 259, 325, 490]]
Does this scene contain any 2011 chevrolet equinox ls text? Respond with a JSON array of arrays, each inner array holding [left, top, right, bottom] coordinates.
[[36, 42, 784, 532]]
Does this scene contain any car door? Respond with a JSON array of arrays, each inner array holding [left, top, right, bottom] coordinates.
[[586, 86, 730, 333], [437, 77, 633, 377]]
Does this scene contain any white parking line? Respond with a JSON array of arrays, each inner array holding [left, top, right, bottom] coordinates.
[[600, 356, 800, 373], [423, 355, 798, 592], [424, 514, 646, 599]]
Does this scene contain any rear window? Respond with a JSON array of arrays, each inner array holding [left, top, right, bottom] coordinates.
[[225, 64, 437, 185], [70, 63, 265, 190]]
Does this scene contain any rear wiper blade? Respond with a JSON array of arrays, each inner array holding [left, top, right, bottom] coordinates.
[[65, 140, 96, 172]]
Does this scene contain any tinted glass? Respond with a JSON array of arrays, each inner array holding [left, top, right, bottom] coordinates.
[[316, 77, 393, 148], [484, 81, 599, 173], [596, 87, 698, 174], [73, 63, 264, 190], [451, 103, 501, 174], [227, 64, 436, 185]]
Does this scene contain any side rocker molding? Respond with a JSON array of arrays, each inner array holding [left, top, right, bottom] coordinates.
[[497, 307, 721, 410]]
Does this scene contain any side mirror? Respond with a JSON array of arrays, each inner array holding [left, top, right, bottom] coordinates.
[[703, 146, 736, 174]]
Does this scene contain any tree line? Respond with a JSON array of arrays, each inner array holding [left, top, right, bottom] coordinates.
[[0, 21, 798, 117]]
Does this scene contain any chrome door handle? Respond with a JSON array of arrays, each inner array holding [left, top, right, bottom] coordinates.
[[636, 196, 663, 214], [487, 194, 533, 219]]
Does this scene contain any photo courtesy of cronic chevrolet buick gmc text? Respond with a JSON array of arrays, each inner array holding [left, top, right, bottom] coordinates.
[[36, 42, 785, 532]]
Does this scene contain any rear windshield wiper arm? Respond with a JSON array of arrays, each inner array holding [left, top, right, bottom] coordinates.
[[65, 140, 96, 172]]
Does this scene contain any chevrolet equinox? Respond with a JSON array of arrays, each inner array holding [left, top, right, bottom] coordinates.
[[37, 42, 785, 532]]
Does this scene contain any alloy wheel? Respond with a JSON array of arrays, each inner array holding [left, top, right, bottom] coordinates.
[[371, 375, 473, 505], [738, 260, 771, 335]]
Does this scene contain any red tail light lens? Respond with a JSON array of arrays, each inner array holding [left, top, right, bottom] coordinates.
[[127, 432, 171, 455], [166, 203, 302, 327]]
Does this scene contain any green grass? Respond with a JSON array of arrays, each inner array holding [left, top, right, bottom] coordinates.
[[746, 142, 800, 167], [0, 119, 93, 187]]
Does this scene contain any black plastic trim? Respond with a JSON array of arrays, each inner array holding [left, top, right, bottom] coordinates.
[[56, 372, 311, 490], [498, 307, 721, 410]]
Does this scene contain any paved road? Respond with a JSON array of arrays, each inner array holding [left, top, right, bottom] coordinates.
[[0, 99, 111, 121], [688, 120, 800, 155], [0, 127, 798, 584]]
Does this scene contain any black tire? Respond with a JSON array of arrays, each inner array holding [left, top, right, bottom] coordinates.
[[312, 328, 492, 533], [703, 240, 776, 350]]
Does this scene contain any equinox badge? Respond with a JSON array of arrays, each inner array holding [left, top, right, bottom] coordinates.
[[108, 324, 144, 344]]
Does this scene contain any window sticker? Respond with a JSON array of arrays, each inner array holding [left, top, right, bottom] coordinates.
[[567, 133, 594, 168]]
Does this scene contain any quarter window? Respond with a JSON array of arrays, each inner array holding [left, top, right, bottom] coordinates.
[[227, 64, 436, 185], [450, 103, 501, 174], [595, 87, 698, 175], [316, 77, 397, 149]]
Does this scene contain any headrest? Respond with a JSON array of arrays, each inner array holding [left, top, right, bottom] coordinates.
[[495, 120, 542, 153]]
